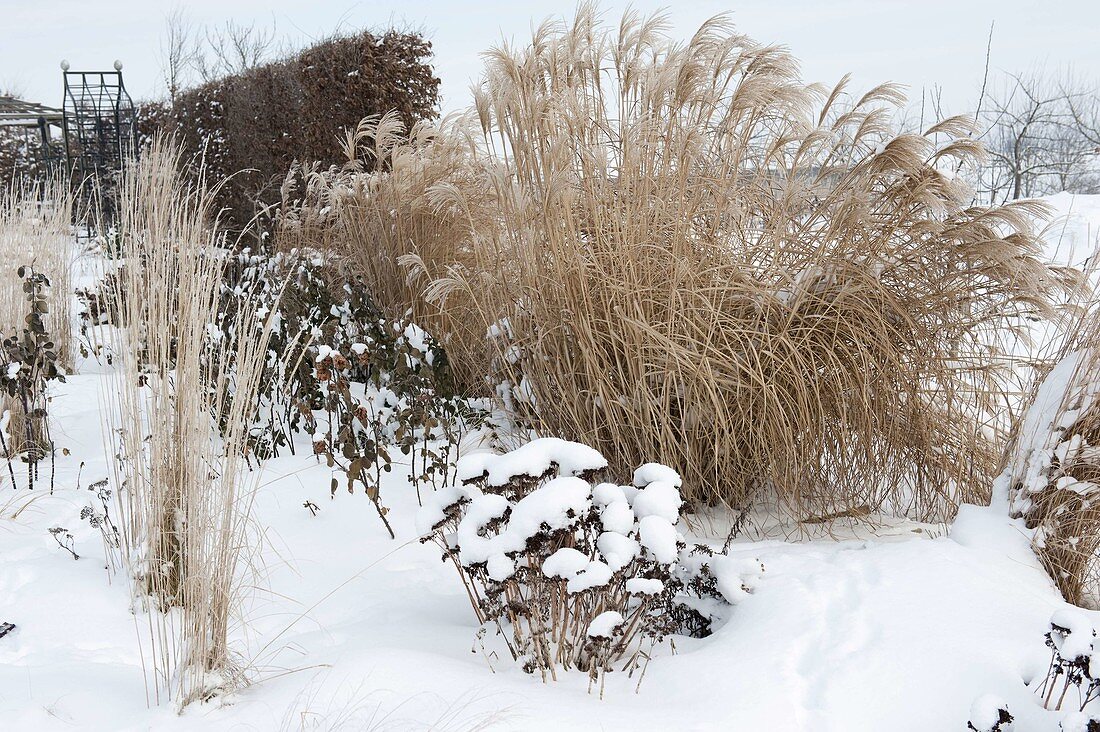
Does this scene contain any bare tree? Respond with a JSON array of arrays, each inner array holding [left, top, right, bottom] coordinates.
[[160, 7, 197, 103], [195, 20, 277, 83], [979, 70, 1100, 202]]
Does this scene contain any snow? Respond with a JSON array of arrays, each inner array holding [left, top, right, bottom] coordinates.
[[587, 611, 625, 639], [968, 694, 1013, 731], [503, 476, 592, 544], [710, 555, 765, 604], [543, 547, 590, 578], [566, 560, 614, 593], [1060, 711, 1100, 732], [633, 463, 682, 488], [0, 405, 1088, 731], [599, 500, 636, 535], [625, 577, 664, 595], [592, 481, 627, 507], [1050, 608, 1096, 660], [456, 437, 608, 486], [597, 531, 639, 571], [1039, 193, 1100, 271], [631, 481, 683, 524], [6, 241, 1100, 730], [637, 515, 679, 564]]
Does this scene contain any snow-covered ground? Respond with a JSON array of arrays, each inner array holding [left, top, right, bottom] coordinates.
[[3, 195, 1100, 731]]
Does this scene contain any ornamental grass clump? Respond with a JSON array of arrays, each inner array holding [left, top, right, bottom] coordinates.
[[103, 137, 284, 705], [318, 111, 496, 394], [0, 179, 75, 481], [419, 5, 1079, 521], [418, 437, 762, 684]]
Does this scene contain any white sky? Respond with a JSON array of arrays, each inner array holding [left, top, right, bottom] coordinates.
[[1, 0, 1097, 117]]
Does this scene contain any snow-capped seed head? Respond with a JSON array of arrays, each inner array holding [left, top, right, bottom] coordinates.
[[592, 482, 627, 507], [505, 476, 592, 547], [1050, 608, 1097, 661], [543, 547, 590, 579], [597, 531, 639, 572], [456, 438, 607, 486], [587, 610, 625, 638], [633, 462, 682, 489], [638, 515, 680, 564], [625, 577, 664, 596], [600, 501, 636, 535], [1060, 710, 1100, 732], [967, 694, 1013, 732], [566, 560, 613, 593], [631, 481, 683, 524], [486, 553, 516, 581]]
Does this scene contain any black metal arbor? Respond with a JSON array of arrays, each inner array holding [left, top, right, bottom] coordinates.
[[60, 61, 136, 186]]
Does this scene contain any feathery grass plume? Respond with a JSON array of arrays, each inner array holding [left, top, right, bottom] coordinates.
[[307, 111, 497, 394], [0, 179, 76, 464], [103, 136, 283, 705], [419, 5, 1078, 520]]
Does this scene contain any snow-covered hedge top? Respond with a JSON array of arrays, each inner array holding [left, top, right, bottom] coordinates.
[[1002, 349, 1100, 516]]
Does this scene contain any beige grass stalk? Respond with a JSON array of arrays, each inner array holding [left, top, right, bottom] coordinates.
[[413, 5, 1077, 521], [104, 138, 282, 705], [0, 179, 74, 359], [0, 179, 75, 463]]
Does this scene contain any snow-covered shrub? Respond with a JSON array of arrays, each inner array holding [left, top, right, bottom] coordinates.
[[1038, 610, 1100, 712], [310, 317, 488, 536], [967, 695, 1014, 731], [418, 438, 762, 681], [1000, 316, 1100, 606]]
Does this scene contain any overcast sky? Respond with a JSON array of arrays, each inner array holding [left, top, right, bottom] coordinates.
[[1, 0, 1097, 117]]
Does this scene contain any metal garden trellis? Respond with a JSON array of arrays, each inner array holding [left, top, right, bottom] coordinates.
[[59, 61, 137, 222], [60, 61, 136, 185]]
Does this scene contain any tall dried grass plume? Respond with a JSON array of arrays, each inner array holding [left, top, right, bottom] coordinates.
[[415, 6, 1078, 521], [104, 137, 283, 705]]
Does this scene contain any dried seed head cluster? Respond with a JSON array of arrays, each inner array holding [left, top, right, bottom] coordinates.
[[1035, 609, 1100, 718]]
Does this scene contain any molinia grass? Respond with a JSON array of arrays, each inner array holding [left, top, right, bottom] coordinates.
[[104, 138, 282, 705]]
